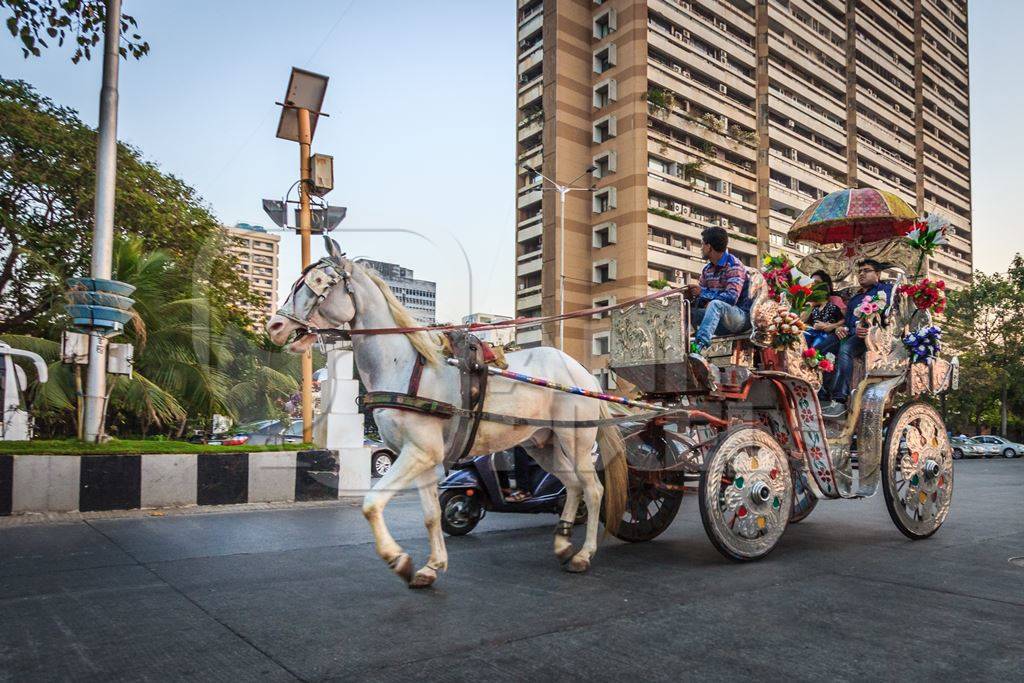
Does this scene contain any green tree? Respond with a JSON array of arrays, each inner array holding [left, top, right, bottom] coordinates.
[[4, 238, 302, 438], [0, 78, 259, 336], [943, 255, 1024, 436], [1, 0, 148, 62]]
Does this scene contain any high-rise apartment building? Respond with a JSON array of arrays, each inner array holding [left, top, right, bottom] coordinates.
[[223, 222, 281, 323], [355, 259, 437, 325], [514, 0, 970, 388]]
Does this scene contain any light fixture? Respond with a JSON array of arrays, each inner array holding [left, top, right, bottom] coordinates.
[[275, 67, 329, 143]]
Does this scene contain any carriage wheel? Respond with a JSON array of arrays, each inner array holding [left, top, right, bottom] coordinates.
[[788, 467, 818, 524], [600, 424, 691, 542], [882, 401, 953, 540], [699, 426, 792, 561]]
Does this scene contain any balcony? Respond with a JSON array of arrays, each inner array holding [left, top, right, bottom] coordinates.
[[648, 63, 755, 129], [518, 43, 543, 73], [516, 328, 542, 346], [518, 82, 542, 108], [518, 13, 542, 43], [517, 257, 542, 276], [647, 29, 755, 98], [517, 188, 542, 209], [517, 119, 543, 142], [649, 174, 756, 224], [517, 291, 542, 310]]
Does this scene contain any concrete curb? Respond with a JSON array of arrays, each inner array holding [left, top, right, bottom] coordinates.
[[0, 450, 342, 516]]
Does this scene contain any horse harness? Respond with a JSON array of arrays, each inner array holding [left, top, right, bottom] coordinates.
[[282, 256, 669, 465], [360, 331, 490, 467]]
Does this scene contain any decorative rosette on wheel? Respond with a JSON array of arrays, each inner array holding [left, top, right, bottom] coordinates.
[[895, 412, 950, 524], [719, 447, 789, 541], [902, 326, 942, 363]]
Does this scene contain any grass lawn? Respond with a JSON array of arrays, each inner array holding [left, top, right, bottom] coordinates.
[[0, 439, 314, 456]]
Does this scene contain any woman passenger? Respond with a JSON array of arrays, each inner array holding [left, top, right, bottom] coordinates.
[[804, 270, 845, 356]]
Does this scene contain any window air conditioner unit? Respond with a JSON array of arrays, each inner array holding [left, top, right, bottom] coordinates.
[[787, 119, 796, 128], [682, 70, 691, 79], [681, 205, 691, 214], [718, 84, 728, 94], [680, 2, 690, 10], [671, 202, 683, 212], [719, 217, 730, 227], [682, 29, 690, 39], [789, 148, 798, 159], [672, 64, 682, 73]]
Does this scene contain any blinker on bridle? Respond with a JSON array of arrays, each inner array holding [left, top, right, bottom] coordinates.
[[276, 256, 354, 340]]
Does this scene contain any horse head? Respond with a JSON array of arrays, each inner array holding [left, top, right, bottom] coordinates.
[[267, 236, 357, 352]]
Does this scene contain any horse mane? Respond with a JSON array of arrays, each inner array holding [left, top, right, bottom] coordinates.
[[358, 264, 442, 366]]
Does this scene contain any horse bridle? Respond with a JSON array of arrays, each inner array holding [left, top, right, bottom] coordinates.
[[277, 257, 355, 339]]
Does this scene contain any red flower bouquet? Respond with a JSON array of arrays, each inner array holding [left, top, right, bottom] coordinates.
[[897, 278, 946, 314], [802, 347, 835, 372]]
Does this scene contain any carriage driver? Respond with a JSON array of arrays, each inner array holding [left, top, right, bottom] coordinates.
[[684, 226, 751, 353]]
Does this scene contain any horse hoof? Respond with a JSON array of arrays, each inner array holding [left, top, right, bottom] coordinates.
[[389, 553, 414, 584], [563, 554, 591, 574], [408, 567, 437, 589], [555, 545, 576, 564]]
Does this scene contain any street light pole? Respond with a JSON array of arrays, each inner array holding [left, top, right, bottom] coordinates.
[[296, 108, 314, 444], [82, 0, 122, 442], [523, 164, 595, 352]]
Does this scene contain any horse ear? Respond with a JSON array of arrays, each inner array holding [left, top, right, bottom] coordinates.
[[323, 235, 344, 262]]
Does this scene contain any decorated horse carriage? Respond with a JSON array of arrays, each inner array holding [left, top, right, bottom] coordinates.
[[605, 187, 958, 561]]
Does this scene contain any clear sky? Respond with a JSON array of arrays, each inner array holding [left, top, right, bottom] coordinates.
[[0, 0, 1019, 323]]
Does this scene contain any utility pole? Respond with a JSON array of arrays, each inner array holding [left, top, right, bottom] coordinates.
[[522, 164, 595, 351], [275, 68, 329, 445], [296, 108, 314, 444], [81, 0, 122, 442]]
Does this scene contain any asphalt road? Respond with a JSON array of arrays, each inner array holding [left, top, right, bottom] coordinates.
[[1, 458, 1022, 682]]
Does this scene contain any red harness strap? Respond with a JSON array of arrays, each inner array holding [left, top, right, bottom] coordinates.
[[408, 353, 426, 396]]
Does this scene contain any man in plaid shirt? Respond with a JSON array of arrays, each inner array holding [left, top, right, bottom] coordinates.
[[684, 226, 750, 352]]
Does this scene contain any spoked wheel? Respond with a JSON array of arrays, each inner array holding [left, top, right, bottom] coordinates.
[[882, 402, 953, 540], [699, 426, 792, 561], [600, 423, 696, 542], [788, 466, 818, 524]]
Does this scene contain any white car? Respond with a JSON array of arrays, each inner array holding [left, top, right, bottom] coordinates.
[[971, 435, 1024, 459]]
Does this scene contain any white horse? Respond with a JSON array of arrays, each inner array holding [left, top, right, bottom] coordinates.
[[267, 238, 626, 588]]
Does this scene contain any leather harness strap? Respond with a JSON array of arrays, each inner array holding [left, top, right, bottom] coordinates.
[[407, 353, 426, 396]]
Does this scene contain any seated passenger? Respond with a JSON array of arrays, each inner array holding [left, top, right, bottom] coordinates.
[[804, 270, 845, 356], [684, 226, 750, 353], [821, 259, 893, 418]]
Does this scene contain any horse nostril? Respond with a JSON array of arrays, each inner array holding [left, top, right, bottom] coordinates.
[[269, 320, 283, 332]]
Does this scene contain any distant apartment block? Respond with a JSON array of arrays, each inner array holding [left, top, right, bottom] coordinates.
[[223, 222, 281, 323], [463, 313, 516, 347], [355, 259, 437, 325], [514, 0, 970, 388]]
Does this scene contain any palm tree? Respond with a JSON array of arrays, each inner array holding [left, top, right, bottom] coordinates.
[[3, 237, 303, 438]]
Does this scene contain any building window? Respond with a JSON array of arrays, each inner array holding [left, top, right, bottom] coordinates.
[[592, 221, 617, 247], [593, 8, 616, 39], [593, 259, 617, 283], [593, 187, 617, 214], [593, 43, 617, 73], [594, 150, 616, 178], [593, 78, 617, 108], [593, 115, 616, 143], [592, 295, 617, 319], [592, 368, 616, 391], [592, 332, 611, 356]]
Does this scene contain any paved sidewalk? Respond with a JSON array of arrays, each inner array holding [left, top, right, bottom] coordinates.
[[1, 459, 1022, 681]]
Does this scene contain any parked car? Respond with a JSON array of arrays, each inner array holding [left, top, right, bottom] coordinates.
[[950, 436, 985, 460], [971, 435, 1024, 459], [366, 437, 397, 478], [221, 419, 302, 446]]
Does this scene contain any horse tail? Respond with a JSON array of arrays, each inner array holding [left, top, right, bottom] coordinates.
[[597, 402, 627, 537]]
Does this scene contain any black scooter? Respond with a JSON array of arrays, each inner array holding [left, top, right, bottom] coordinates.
[[437, 447, 587, 536]]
